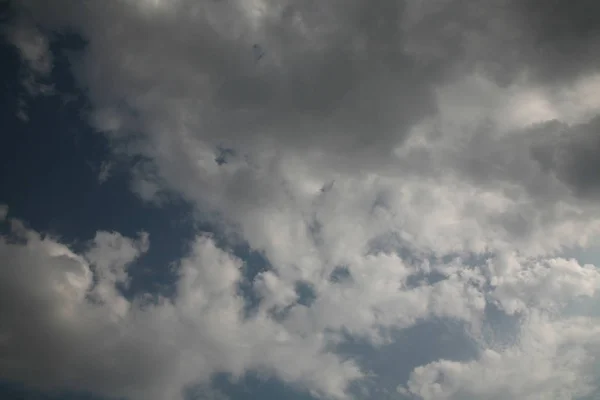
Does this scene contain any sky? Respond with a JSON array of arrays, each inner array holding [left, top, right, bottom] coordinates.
[[1, 1, 600, 400]]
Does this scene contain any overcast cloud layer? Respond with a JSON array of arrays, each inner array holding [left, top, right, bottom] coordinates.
[[3, 1, 600, 400]]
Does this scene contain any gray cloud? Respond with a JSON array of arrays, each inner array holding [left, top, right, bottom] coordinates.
[[83, 0, 441, 160], [12, 0, 600, 161], [515, 0, 600, 84], [5, 1, 600, 400], [0, 219, 362, 400], [531, 116, 600, 198], [401, 0, 600, 87]]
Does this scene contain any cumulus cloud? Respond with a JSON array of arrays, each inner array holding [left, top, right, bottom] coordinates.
[[402, 314, 600, 400], [0, 218, 361, 400], [397, 253, 600, 400], [4, 1, 600, 399]]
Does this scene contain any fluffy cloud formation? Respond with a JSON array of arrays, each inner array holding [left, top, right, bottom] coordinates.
[[0, 213, 361, 400], [4, 1, 600, 399], [402, 314, 600, 400]]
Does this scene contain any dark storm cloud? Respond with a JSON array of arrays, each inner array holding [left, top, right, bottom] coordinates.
[[400, 0, 600, 87], [10, 0, 600, 159], [7, 0, 442, 160], [531, 115, 600, 198], [422, 114, 600, 208], [515, 0, 600, 84], [169, 0, 441, 156]]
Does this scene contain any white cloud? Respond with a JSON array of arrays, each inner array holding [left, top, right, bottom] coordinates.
[[4, 1, 600, 399], [398, 253, 600, 400], [402, 314, 600, 400], [0, 219, 361, 400], [485, 253, 600, 315]]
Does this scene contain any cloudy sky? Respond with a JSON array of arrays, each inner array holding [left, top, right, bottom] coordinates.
[[2, 1, 600, 399]]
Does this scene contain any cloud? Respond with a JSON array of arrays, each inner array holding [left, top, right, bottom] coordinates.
[[0, 218, 361, 400], [398, 253, 600, 400], [3, 16, 52, 77], [3, 14, 54, 119], [3, 1, 600, 400], [401, 0, 600, 88], [514, 0, 600, 85], [402, 314, 600, 400], [485, 253, 600, 315], [530, 116, 600, 198], [4, 214, 599, 400], [97, 161, 113, 184]]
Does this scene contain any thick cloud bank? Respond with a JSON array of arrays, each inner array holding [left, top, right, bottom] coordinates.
[[3, 1, 600, 399]]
